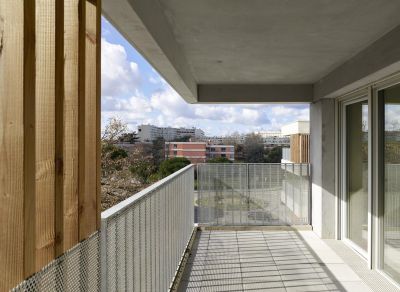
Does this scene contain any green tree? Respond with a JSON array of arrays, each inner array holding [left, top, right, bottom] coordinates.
[[129, 160, 158, 184], [118, 132, 139, 144], [243, 133, 264, 163], [234, 144, 245, 162], [109, 147, 128, 160], [174, 135, 192, 142], [264, 147, 282, 163], [159, 157, 191, 178], [207, 157, 232, 163], [152, 137, 166, 166]]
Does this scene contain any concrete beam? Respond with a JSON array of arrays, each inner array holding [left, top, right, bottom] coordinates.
[[102, 0, 197, 103], [197, 84, 313, 104], [314, 24, 400, 100]]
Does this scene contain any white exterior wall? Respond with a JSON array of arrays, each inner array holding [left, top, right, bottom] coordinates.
[[281, 121, 310, 136]]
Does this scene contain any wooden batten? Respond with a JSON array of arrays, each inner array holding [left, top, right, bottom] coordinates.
[[78, 0, 99, 241], [96, 0, 102, 230], [55, 0, 81, 257], [34, 0, 57, 271], [0, 0, 25, 290], [23, 0, 37, 278]]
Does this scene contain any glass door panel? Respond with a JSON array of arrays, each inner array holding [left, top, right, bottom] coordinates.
[[346, 100, 369, 252], [381, 84, 400, 283]]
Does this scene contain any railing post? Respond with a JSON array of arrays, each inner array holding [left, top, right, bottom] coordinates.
[[247, 163, 250, 217], [308, 163, 312, 225], [300, 163, 303, 224], [100, 218, 108, 292]]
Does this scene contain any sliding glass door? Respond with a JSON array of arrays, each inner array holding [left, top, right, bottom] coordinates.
[[380, 84, 400, 283], [344, 99, 369, 253]]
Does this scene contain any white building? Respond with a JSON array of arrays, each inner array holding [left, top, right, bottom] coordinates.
[[255, 130, 290, 147], [281, 121, 310, 136], [137, 124, 205, 142], [202, 134, 246, 145]]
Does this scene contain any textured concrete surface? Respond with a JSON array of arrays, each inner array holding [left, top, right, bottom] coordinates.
[[158, 0, 400, 84], [104, 0, 400, 102], [178, 230, 391, 292], [310, 99, 337, 239]]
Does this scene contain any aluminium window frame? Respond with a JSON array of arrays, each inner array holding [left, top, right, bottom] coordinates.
[[338, 89, 372, 264], [371, 75, 400, 288]]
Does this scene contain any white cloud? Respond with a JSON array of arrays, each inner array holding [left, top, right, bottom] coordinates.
[[149, 84, 276, 127], [101, 38, 141, 97], [102, 95, 151, 112], [150, 85, 195, 119]]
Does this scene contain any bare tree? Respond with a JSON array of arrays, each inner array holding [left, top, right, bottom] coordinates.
[[102, 117, 128, 144]]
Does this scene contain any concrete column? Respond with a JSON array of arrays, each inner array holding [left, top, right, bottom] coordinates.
[[310, 99, 336, 239]]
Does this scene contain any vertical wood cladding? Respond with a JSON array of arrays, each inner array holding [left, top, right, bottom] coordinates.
[[290, 134, 310, 163], [0, 0, 101, 290]]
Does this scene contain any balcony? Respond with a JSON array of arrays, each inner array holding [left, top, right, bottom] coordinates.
[[13, 164, 399, 292], [179, 230, 373, 292]]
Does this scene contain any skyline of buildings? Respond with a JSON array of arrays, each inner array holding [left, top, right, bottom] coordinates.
[[136, 121, 309, 145]]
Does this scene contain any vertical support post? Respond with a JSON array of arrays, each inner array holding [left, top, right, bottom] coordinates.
[[100, 218, 108, 292]]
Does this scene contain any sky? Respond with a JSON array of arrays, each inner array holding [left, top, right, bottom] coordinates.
[[101, 17, 310, 137]]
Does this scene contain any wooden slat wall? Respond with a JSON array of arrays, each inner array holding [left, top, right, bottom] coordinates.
[[0, 0, 101, 290], [290, 134, 310, 163]]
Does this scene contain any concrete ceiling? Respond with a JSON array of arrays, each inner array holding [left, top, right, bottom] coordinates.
[[158, 0, 400, 84], [103, 0, 400, 103]]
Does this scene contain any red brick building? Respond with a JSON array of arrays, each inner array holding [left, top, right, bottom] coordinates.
[[165, 142, 234, 164]]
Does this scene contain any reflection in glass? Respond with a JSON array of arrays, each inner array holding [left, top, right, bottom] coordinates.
[[346, 101, 369, 251], [382, 84, 400, 283]]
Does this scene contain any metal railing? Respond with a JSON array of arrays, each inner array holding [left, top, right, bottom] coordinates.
[[196, 163, 311, 226], [100, 165, 194, 292], [12, 162, 311, 291], [12, 232, 100, 292]]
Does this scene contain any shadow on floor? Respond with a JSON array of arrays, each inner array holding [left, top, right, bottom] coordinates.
[[178, 230, 347, 292]]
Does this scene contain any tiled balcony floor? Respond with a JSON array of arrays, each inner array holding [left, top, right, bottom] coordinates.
[[178, 230, 397, 292]]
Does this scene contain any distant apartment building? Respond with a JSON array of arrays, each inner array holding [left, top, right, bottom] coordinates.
[[165, 142, 207, 164], [137, 124, 205, 142], [204, 131, 289, 148], [207, 145, 235, 161], [165, 142, 235, 164], [255, 130, 290, 148], [203, 134, 245, 145], [281, 121, 310, 163]]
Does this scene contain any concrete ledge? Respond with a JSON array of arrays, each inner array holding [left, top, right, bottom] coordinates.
[[198, 84, 313, 103]]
